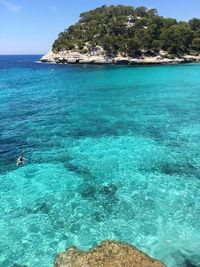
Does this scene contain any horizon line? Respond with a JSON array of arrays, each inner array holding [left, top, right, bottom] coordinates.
[[0, 54, 45, 56]]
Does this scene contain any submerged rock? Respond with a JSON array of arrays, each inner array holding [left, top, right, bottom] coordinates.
[[54, 240, 165, 267], [79, 184, 96, 199], [100, 184, 118, 196]]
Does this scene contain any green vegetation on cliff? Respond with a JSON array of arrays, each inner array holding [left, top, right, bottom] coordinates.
[[52, 5, 200, 56]]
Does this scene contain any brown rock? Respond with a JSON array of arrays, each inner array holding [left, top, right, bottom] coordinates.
[[54, 240, 165, 267]]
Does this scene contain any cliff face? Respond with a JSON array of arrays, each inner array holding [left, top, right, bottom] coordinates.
[[54, 240, 165, 267], [40, 50, 200, 65]]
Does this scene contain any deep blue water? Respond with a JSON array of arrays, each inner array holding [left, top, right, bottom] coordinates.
[[0, 55, 200, 267]]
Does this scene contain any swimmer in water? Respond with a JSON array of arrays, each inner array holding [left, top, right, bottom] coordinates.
[[16, 155, 26, 166]]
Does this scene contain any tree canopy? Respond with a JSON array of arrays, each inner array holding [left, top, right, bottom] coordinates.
[[52, 5, 200, 56]]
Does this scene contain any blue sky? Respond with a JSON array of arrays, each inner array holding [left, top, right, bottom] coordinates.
[[1, 0, 200, 54]]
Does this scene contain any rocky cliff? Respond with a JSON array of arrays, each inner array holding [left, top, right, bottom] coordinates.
[[40, 49, 200, 65]]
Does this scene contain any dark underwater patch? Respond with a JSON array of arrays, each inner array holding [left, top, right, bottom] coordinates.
[[97, 184, 118, 211], [184, 260, 198, 267], [66, 117, 145, 138], [95, 193, 118, 214], [63, 162, 82, 174], [100, 184, 118, 197], [140, 160, 199, 178], [78, 181, 119, 217], [160, 162, 197, 176], [25, 202, 50, 215], [145, 125, 164, 141], [63, 160, 98, 183], [79, 184, 96, 199], [172, 251, 200, 267], [178, 258, 199, 267]]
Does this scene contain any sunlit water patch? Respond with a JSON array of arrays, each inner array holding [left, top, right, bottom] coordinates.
[[0, 56, 200, 266]]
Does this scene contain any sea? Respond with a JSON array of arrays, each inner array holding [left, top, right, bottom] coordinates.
[[0, 55, 200, 267]]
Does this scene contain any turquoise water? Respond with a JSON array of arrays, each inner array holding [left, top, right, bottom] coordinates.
[[0, 55, 200, 267]]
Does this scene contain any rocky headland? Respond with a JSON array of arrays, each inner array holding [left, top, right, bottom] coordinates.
[[54, 240, 165, 267], [40, 49, 200, 65], [40, 5, 200, 65]]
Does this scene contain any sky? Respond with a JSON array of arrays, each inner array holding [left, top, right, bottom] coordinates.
[[1, 0, 200, 54]]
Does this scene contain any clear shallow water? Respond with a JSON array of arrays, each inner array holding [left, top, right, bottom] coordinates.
[[0, 55, 200, 267]]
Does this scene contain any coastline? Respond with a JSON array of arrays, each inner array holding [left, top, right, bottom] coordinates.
[[40, 50, 200, 65]]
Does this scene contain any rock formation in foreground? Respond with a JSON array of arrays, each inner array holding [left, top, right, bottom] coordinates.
[[54, 240, 165, 267]]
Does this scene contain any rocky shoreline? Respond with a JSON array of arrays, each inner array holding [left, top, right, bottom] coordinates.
[[54, 240, 165, 267], [40, 50, 200, 65]]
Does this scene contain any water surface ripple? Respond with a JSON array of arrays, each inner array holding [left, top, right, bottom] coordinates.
[[0, 55, 200, 267]]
